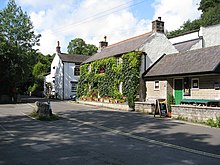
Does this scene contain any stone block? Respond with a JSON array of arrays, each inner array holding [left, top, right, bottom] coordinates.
[[35, 101, 52, 118]]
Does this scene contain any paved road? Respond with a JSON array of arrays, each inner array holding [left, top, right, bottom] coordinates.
[[0, 101, 220, 165]]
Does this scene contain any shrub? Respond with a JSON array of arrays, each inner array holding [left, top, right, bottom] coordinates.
[[206, 117, 220, 128], [167, 94, 175, 112]]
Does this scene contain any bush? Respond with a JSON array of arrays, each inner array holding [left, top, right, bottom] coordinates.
[[206, 117, 220, 128], [167, 94, 175, 112], [206, 119, 217, 127]]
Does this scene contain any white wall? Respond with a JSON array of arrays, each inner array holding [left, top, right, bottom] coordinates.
[[45, 53, 80, 100], [63, 62, 79, 100], [201, 24, 220, 47], [44, 54, 61, 96], [54, 57, 64, 99], [140, 32, 178, 74], [140, 33, 178, 101], [169, 31, 199, 44]]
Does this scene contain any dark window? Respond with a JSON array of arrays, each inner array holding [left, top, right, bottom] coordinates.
[[71, 82, 77, 92], [184, 77, 190, 96], [74, 65, 80, 76], [99, 66, 105, 74], [192, 79, 199, 89], [53, 66, 55, 69], [154, 80, 159, 90]]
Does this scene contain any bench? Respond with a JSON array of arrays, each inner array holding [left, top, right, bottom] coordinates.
[[181, 99, 220, 107]]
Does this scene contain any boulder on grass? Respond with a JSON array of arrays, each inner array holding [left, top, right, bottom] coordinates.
[[35, 101, 52, 118]]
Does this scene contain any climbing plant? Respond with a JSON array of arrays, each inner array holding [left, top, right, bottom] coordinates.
[[77, 51, 142, 108]]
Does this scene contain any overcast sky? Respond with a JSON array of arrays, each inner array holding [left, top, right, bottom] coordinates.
[[0, 0, 201, 55]]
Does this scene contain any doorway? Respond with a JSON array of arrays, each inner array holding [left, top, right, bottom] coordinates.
[[174, 79, 183, 104]]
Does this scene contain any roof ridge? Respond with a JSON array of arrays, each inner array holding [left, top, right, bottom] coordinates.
[[107, 32, 152, 48], [167, 44, 220, 57], [60, 53, 87, 56]]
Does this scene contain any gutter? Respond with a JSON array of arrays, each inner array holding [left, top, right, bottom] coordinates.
[[144, 71, 220, 80]]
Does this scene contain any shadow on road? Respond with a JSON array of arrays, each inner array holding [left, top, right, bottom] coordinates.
[[0, 107, 220, 164], [19, 95, 63, 103]]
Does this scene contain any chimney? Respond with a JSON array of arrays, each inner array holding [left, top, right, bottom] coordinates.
[[152, 17, 164, 33], [56, 41, 61, 53], [98, 36, 108, 52]]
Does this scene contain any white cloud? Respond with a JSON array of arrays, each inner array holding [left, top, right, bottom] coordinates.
[[15, 0, 202, 55], [16, 0, 152, 55], [152, 0, 201, 31]]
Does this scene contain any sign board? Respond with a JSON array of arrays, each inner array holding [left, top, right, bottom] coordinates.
[[154, 99, 167, 117]]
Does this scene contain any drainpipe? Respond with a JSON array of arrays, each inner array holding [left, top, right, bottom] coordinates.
[[140, 52, 147, 101], [62, 62, 64, 100], [198, 27, 204, 48], [144, 52, 147, 71]]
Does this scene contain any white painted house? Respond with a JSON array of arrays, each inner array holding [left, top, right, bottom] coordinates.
[[82, 17, 178, 101], [45, 42, 89, 100]]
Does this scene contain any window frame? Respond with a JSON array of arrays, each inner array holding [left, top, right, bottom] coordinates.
[[70, 81, 78, 92], [74, 65, 80, 76], [154, 80, 160, 90], [117, 57, 123, 65], [119, 82, 123, 94], [191, 78, 199, 89]]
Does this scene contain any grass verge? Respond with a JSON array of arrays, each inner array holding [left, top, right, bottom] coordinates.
[[30, 110, 59, 121]]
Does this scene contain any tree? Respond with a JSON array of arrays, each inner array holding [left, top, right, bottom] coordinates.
[[67, 38, 98, 55], [29, 62, 47, 94], [26, 53, 54, 96], [201, 3, 220, 26], [167, 0, 220, 38], [32, 62, 47, 80], [0, 0, 41, 95], [166, 19, 201, 38], [198, 0, 220, 13]]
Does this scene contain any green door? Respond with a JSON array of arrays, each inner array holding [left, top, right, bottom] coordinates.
[[174, 79, 183, 104]]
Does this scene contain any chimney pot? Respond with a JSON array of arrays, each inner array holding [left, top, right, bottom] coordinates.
[[98, 36, 108, 52], [56, 41, 61, 53], [152, 17, 164, 33]]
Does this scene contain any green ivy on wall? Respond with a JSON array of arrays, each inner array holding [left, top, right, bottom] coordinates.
[[77, 51, 142, 108]]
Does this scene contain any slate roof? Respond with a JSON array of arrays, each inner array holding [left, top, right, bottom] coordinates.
[[173, 38, 201, 52], [143, 45, 220, 78], [83, 32, 153, 63], [59, 53, 90, 64]]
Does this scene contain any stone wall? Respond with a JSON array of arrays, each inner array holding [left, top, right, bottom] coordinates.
[[185, 75, 220, 100], [172, 105, 220, 122], [145, 81, 167, 100], [135, 100, 156, 113], [78, 100, 130, 111]]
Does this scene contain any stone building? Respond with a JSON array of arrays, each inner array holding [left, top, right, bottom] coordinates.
[[143, 45, 220, 104], [78, 17, 177, 106], [144, 23, 220, 104]]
